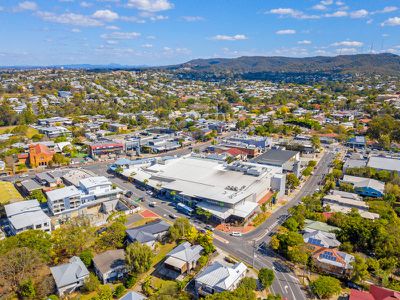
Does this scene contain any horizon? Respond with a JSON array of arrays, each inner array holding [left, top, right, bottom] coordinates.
[[1, 0, 400, 66], [0, 52, 398, 68]]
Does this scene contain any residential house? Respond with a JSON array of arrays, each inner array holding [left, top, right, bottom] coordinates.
[[5, 199, 51, 235], [125, 219, 170, 249], [162, 242, 203, 278], [323, 190, 380, 220], [109, 123, 128, 133], [303, 230, 341, 250], [312, 248, 354, 277], [303, 219, 339, 234], [195, 262, 247, 296], [29, 144, 55, 168], [19, 179, 42, 196], [367, 156, 400, 175], [46, 186, 82, 215], [50, 256, 89, 296], [346, 136, 366, 149], [36, 126, 71, 138], [93, 249, 127, 284], [349, 284, 400, 300], [341, 175, 385, 198]]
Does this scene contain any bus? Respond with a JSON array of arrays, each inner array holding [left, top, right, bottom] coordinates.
[[176, 202, 194, 216]]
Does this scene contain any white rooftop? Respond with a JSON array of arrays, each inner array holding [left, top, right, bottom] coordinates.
[[46, 185, 80, 202], [79, 176, 110, 189]]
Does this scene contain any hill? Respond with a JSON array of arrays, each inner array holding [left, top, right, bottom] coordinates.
[[168, 53, 400, 77]]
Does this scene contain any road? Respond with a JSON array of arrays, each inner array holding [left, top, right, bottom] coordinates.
[[85, 151, 334, 300], [211, 151, 335, 300]]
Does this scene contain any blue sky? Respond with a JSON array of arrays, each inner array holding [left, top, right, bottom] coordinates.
[[0, 0, 400, 66]]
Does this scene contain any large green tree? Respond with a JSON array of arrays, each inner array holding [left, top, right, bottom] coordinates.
[[125, 242, 154, 274]]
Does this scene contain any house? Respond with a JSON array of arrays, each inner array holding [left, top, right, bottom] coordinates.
[[303, 219, 339, 234], [341, 175, 385, 198], [29, 144, 55, 168], [126, 219, 170, 249], [312, 248, 354, 277], [119, 292, 147, 300], [346, 136, 366, 149], [162, 242, 203, 278], [303, 230, 341, 250], [19, 179, 42, 195], [50, 256, 89, 296], [323, 190, 380, 220], [89, 142, 124, 158], [251, 148, 301, 177], [35, 172, 62, 187], [109, 123, 128, 132], [349, 284, 400, 300], [195, 262, 247, 296], [93, 249, 127, 284], [367, 156, 400, 175], [36, 126, 71, 138], [5, 199, 51, 235]]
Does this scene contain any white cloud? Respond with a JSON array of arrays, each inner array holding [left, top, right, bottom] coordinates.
[[332, 40, 363, 47], [373, 6, 398, 14], [298, 40, 312, 45], [17, 1, 38, 11], [337, 48, 358, 54], [324, 10, 348, 17], [92, 9, 119, 21], [106, 25, 120, 30], [80, 1, 92, 8], [321, 0, 333, 5], [101, 31, 141, 39], [268, 7, 319, 19], [141, 43, 153, 48], [212, 34, 248, 41], [381, 17, 400, 26], [119, 16, 146, 23], [350, 9, 368, 18], [71, 28, 81, 33], [312, 4, 327, 11], [37, 11, 103, 26], [182, 16, 204, 22], [276, 29, 296, 35], [127, 0, 173, 12]]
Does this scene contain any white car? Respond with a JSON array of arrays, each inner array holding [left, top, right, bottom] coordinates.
[[230, 232, 242, 237]]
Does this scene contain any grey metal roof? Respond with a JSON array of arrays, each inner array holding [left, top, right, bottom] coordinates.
[[46, 186, 80, 202], [93, 249, 125, 275], [166, 242, 203, 263], [126, 219, 170, 243], [5, 199, 50, 230], [195, 261, 247, 291], [21, 179, 42, 191], [251, 149, 299, 165], [119, 292, 147, 300], [50, 256, 89, 288], [303, 230, 341, 248], [367, 156, 400, 172]]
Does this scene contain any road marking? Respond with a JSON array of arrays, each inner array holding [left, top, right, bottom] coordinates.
[[213, 234, 229, 244]]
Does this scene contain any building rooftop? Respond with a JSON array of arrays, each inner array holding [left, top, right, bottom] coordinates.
[[50, 256, 89, 288], [79, 176, 110, 189], [251, 148, 299, 166], [46, 185, 80, 202], [367, 156, 400, 172], [93, 249, 125, 275]]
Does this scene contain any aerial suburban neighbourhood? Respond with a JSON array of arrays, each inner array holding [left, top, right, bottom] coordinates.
[[1, 1, 400, 300]]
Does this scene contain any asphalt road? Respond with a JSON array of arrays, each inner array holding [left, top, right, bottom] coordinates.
[[85, 151, 334, 300]]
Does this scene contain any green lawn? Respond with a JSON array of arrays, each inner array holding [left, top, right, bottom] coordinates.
[[0, 126, 39, 138], [0, 181, 23, 204]]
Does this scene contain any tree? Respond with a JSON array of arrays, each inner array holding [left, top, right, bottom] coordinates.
[[113, 284, 126, 298], [0, 247, 46, 296], [258, 268, 275, 290], [125, 242, 154, 274], [83, 273, 100, 292], [169, 217, 196, 241], [310, 276, 341, 299], [351, 255, 369, 283], [286, 173, 300, 190], [96, 284, 113, 300], [79, 249, 93, 267], [29, 190, 47, 203], [196, 231, 215, 254], [311, 135, 321, 150], [96, 221, 126, 251], [18, 279, 36, 299], [51, 153, 70, 166]]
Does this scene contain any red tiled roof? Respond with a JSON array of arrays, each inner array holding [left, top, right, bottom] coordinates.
[[258, 191, 274, 205], [29, 144, 54, 155], [17, 153, 29, 159], [225, 148, 247, 156], [350, 289, 375, 300]]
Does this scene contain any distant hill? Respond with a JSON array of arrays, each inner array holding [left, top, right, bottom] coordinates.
[[168, 53, 400, 76]]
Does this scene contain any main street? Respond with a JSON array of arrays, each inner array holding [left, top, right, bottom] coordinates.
[[85, 151, 334, 300]]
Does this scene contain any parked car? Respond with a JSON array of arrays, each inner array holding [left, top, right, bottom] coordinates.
[[169, 214, 177, 219], [146, 190, 154, 196], [125, 191, 133, 198], [149, 202, 156, 207], [230, 232, 242, 237], [205, 225, 215, 231]]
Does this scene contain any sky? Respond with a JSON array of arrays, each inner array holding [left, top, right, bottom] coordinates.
[[0, 0, 400, 66]]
